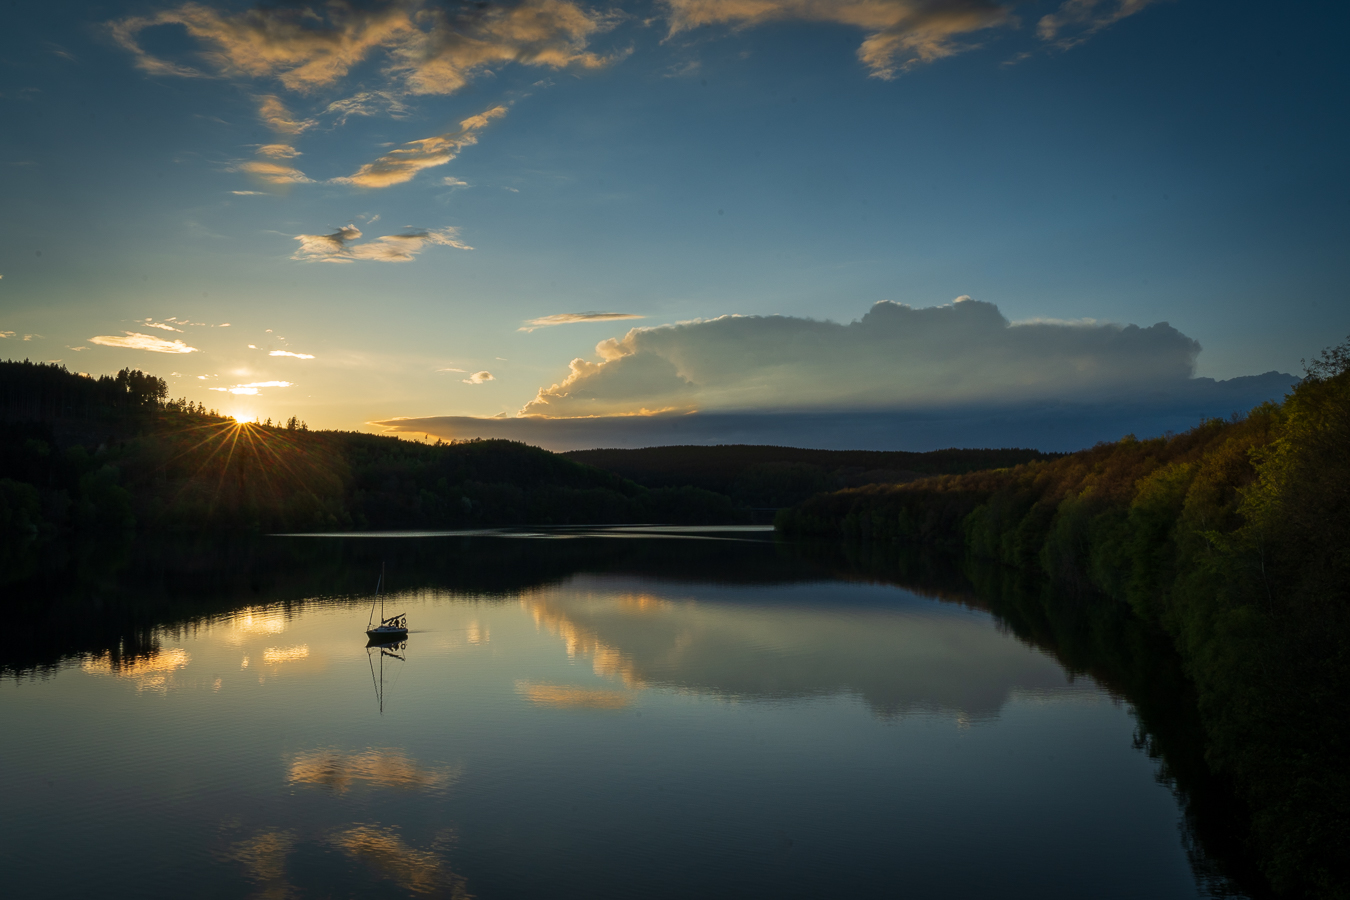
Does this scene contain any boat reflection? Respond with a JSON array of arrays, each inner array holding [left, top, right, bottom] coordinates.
[[366, 638, 406, 715]]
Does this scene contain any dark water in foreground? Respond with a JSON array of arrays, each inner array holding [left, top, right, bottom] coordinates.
[[0, 529, 1263, 899]]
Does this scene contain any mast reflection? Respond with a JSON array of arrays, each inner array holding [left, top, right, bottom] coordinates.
[[365, 637, 406, 715]]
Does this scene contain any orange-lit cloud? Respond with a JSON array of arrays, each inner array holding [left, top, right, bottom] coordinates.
[[142, 319, 183, 332], [89, 332, 199, 353], [270, 350, 316, 359], [257, 95, 315, 135], [293, 224, 471, 262], [519, 311, 645, 332], [664, 0, 1014, 78], [110, 0, 620, 96], [334, 106, 507, 188], [236, 160, 314, 185], [462, 371, 494, 384]]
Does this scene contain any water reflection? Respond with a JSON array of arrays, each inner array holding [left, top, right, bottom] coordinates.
[[0, 533, 1270, 899], [81, 646, 190, 693], [330, 825, 470, 898], [519, 578, 1081, 721], [367, 639, 406, 715], [288, 749, 460, 794], [515, 681, 633, 709]]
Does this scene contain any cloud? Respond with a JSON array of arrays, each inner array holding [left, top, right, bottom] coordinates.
[[89, 332, 199, 353], [142, 319, 183, 332], [209, 380, 294, 395], [109, 0, 622, 96], [437, 367, 467, 372], [520, 311, 646, 331], [1036, 0, 1163, 50], [377, 371, 1299, 452], [236, 160, 314, 185], [257, 144, 301, 159], [256, 95, 314, 135], [334, 106, 507, 188], [269, 350, 316, 359], [663, 0, 1015, 78], [231, 190, 267, 195], [518, 298, 1203, 418], [463, 370, 495, 384], [0, 330, 14, 338], [292, 224, 471, 262], [323, 90, 411, 125], [442, 176, 469, 187]]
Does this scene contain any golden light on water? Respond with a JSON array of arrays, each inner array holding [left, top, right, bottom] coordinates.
[[82, 648, 191, 693], [262, 645, 310, 664], [288, 749, 461, 793], [515, 681, 632, 709]]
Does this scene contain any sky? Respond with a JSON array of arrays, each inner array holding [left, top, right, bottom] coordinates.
[[1, 0, 1346, 450]]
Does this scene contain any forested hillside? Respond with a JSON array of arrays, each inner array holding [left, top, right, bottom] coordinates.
[[567, 444, 1058, 508], [0, 361, 742, 551], [778, 340, 1350, 898]]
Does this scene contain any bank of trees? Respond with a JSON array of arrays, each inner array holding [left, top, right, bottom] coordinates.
[[779, 339, 1350, 898]]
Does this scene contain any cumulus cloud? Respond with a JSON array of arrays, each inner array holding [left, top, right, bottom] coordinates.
[[519, 297, 1202, 417], [334, 106, 507, 188], [292, 224, 471, 262], [0, 330, 14, 339], [462, 370, 495, 384], [210, 380, 294, 395], [270, 350, 316, 359], [519, 311, 646, 332], [109, 0, 622, 96], [89, 332, 199, 353], [663, 0, 1015, 78]]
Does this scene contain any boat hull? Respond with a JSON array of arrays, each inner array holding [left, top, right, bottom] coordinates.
[[366, 628, 408, 642]]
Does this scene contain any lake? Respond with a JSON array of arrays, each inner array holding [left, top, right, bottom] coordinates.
[[0, 528, 1261, 899]]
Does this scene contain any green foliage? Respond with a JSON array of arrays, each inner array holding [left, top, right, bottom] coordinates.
[[776, 338, 1350, 898]]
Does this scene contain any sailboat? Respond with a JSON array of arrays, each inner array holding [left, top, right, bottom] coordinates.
[[365, 563, 408, 641]]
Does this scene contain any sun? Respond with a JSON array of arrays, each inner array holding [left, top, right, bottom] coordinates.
[[232, 412, 256, 424]]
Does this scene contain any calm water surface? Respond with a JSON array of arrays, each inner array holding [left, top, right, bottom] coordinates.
[[0, 530, 1250, 899]]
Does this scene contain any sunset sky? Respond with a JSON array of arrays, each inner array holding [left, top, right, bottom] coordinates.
[[1, 0, 1346, 449]]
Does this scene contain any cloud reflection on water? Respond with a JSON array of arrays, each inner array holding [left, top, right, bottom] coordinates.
[[520, 577, 1085, 721], [288, 748, 461, 794]]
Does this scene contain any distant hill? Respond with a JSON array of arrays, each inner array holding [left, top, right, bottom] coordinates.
[[0, 360, 744, 545], [565, 444, 1058, 508]]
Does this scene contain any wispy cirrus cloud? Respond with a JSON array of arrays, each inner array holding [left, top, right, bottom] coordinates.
[[89, 332, 199, 353], [1036, 0, 1163, 50], [334, 106, 507, 188], [292, 224, 471, 262], [236, 160, 314, 185], [142, 319, 183, 332], [519, 311, 646, 332], [663, 0, 1015, 78], [270, 350, 316, 359], [109, 0, 622, 96], [256, 95, 314, 135]]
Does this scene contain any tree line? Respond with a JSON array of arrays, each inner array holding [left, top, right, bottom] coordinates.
[[778, 338, 1350, 898]]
